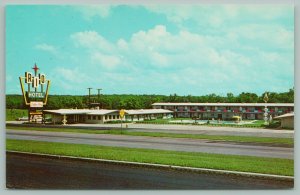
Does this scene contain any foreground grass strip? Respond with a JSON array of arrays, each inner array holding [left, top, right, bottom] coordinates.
[[7, 139, 293, 176], [7, 127, 294, 146]]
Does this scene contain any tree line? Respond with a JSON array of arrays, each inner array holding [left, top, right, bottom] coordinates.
[[6, 89, 294, 110]]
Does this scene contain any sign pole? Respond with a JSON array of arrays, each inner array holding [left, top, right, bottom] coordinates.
[[121, 117, 123, 130], [119, 109, 125, 131], [28, 106, 30, 123]]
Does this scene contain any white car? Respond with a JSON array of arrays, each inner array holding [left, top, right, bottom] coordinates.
[[17, 116, 29, 121]]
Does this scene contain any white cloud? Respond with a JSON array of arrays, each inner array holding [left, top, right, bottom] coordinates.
[[230, 24, 293, 50], [145, 5, 193, 24], [35, 43, 57, 54], [117, 39, 128, 51], [68, 22, 293, 95], [73, 5, 112, 21], [52, 67, 89, 84], [91, 53, 121, 69], [145, 5, 293, 25], [70, 31, 114, 53], [48, 67, 94, 93]]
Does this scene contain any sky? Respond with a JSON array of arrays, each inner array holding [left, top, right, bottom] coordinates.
[[6, 4, 294, 96]]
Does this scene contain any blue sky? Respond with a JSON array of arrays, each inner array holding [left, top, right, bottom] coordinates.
[[6, 5, 294, 96]]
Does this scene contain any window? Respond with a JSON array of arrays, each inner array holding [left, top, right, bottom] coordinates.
[[113, 115, 115, 119], [98, 116, 101, 120], [93, 116, 96, 120], [105, 115, 107, 120], [88, 115, 91, 120], [109, 115, 112, 119]]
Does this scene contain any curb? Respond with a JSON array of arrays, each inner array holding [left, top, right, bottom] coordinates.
[[7, 150, 294, 181]]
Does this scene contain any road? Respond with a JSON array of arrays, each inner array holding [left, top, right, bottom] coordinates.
[[7, 129, 294, 159], [6, 152, 293, 189]]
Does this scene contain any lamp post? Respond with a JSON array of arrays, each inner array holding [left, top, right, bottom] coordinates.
[[263, 92, 269, 125]]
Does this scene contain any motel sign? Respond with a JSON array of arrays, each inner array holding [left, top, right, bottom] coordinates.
[[19, 64, 50, 105], [19, 64, 51, 123]]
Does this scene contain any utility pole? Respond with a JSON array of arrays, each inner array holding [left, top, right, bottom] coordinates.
[[97, 88, 102, 108], [97, 88, 102, 101], [87, 87, 92, 108]]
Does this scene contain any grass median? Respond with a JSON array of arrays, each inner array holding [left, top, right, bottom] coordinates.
[[6, 139, 293, 176], [7, 126, 294, 147]]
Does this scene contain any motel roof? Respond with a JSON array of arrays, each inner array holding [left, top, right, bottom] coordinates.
[[44, 109, 172, 115], [125, 109, 173, 115], [86, 110, 119, 115], [44, 109, 91, 115], [152, 102, 294, 107], [44, 109, 118, 115], [274, 112, 294, 119]]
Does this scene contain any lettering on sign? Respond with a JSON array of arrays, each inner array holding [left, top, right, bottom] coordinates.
[[28, 92, 45, 98], [30, 112, 43, 115], [30, 101, 44, 108], [25, 72, 46, 88]]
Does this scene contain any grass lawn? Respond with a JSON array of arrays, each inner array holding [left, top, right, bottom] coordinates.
[[7, 126, 294, 146], [252, 120, 266, 124], [6, 139, 293, 176], [138, 119, 283, 129]]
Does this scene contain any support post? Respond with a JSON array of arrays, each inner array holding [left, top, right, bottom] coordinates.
[[62, 114, 67, 125]]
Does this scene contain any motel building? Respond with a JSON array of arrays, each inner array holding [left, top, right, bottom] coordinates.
[[274, 112, 294, 129], [43, 102, 294, 124], [44, 108, 173, 124], [152, 102, 294, 120]]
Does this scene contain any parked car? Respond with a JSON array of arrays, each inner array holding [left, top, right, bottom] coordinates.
[[17, 116, 29, 121]]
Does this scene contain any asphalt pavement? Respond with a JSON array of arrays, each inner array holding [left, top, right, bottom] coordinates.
[[7, 129, 294, 159], [6, 152, 294, 189]]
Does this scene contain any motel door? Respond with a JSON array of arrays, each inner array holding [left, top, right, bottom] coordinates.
[[198, 113, 202, 119], [79, 115, 85, 123], [218, 114, 222, 120]]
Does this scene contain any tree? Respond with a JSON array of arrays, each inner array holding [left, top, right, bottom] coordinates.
[[226, 93, 235, 103], [237, 92, 258, 103], [5, 88, 294, 110]]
